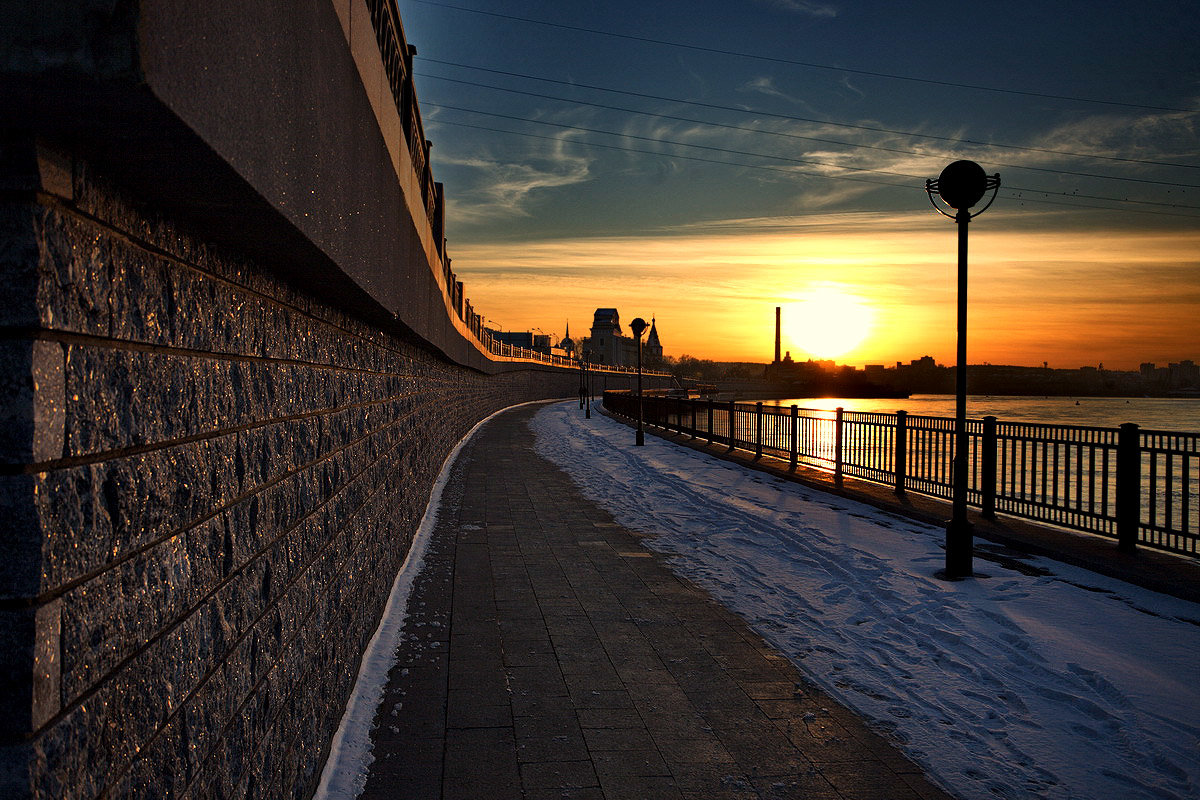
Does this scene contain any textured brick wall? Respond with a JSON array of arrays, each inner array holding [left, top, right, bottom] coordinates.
[[0, 148, 585, 798]]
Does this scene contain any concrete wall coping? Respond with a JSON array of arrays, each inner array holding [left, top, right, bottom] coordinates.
[[0, 1, 579, 376]]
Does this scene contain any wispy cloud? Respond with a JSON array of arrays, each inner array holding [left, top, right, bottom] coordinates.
[[739, 76, 809, 107], [429, 81, 1197, 249], [839, 76, 864, 100], [1027, 105, 1200, 165], [433, 127, 594, 223], [658, 96, 1200, 217], [753, 0, 838, 18]]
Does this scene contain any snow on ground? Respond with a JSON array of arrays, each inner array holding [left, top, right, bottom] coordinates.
[[532, 401, 1200, 800]]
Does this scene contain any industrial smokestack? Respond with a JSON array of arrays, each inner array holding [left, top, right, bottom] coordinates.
[[774, 306, 781, 364]]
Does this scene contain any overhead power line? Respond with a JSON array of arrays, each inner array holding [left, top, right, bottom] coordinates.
[[423, 102, 1200, 213], [418, 71, 1200, 190], [419, 58, 1200, 171], [430, 118, 1200, 219], [407, 0, 1197, 114]]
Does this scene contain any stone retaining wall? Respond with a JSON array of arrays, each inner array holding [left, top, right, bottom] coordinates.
[[0, 147, 594, 798]]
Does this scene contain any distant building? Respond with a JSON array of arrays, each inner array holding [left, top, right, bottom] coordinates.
[[559, 321, 575, 355], [491, 330, 535, 348], [578, 308, 663, 366], [645, 317, 664, 366], [1171, 360, 1199, 389]]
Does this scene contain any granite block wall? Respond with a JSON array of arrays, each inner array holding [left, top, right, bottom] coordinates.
[[0, 147, 582, 798]]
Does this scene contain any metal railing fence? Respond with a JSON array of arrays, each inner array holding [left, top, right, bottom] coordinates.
[[603, 392, 1200, 558]]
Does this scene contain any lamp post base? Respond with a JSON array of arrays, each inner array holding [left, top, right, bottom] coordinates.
[[933, 569, 969, 582], [941, 517, 974, 579]]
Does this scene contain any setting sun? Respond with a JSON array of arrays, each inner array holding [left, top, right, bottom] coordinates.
[[783, 286, 875, 361]]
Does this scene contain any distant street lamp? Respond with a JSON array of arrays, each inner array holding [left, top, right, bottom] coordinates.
[[925, 160, 1000, 580], [578, 353, 586, 411], [630, 317, 649, 446], [583, 349, 593, 419]]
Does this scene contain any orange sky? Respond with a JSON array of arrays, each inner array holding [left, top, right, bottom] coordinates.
[[448, 211, 1200, 371]]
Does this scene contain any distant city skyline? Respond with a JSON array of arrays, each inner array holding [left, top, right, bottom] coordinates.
[[458, 215, 1199, 371], [498, 303, 1198, 375], [399, 0, 1199, 371], [767, 353, 1200, 373]]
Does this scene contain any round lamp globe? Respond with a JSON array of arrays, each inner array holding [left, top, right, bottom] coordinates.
[[937, 160, 988, 210]]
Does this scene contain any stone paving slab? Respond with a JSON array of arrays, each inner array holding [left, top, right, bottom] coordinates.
[[360, 403, 957, 800]]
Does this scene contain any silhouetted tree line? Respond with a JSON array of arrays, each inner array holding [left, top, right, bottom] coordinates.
[[663, 355, 757, 381]]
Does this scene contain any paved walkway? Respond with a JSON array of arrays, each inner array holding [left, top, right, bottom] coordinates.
[[360, 404, 954, 800]]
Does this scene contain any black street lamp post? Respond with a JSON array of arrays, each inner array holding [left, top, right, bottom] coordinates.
[[925, 160, 1000, 579], [583, 349, 592, 419], [578, 354, 586, 410], [630, 317, 648, 446]]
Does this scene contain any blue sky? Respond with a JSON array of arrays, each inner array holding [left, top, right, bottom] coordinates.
[[396, 0, 1199, 367]]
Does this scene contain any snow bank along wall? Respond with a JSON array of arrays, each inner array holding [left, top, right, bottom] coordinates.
[[0, 3, 659, 797]]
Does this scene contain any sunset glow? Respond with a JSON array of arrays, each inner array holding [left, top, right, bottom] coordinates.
[[405, 0, 1199, 372], [447, 214, 1200, 370], [782, 286, 874, 360]]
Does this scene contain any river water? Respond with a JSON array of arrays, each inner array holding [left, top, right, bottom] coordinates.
[[762, 394, 1200, 433]]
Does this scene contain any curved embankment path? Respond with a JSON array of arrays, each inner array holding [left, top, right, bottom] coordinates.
[[340, 402, 953, 800]]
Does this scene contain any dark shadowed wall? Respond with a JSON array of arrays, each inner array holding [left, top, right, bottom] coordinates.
[[0, 144, 596, 798], [0, 2, 661, 797]]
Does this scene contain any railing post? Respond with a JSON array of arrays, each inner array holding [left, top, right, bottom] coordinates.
[[690, 398, 697, 438], [727, 400, 737, 453], [789, 405, 798, 471], [894, 410, 907, 496], [707, 399, 715, 444], [1116, 422, 1141, 553], [981, 415, 997, 518], [834, 407, 844, 486], [755, 402, 764, 459]]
